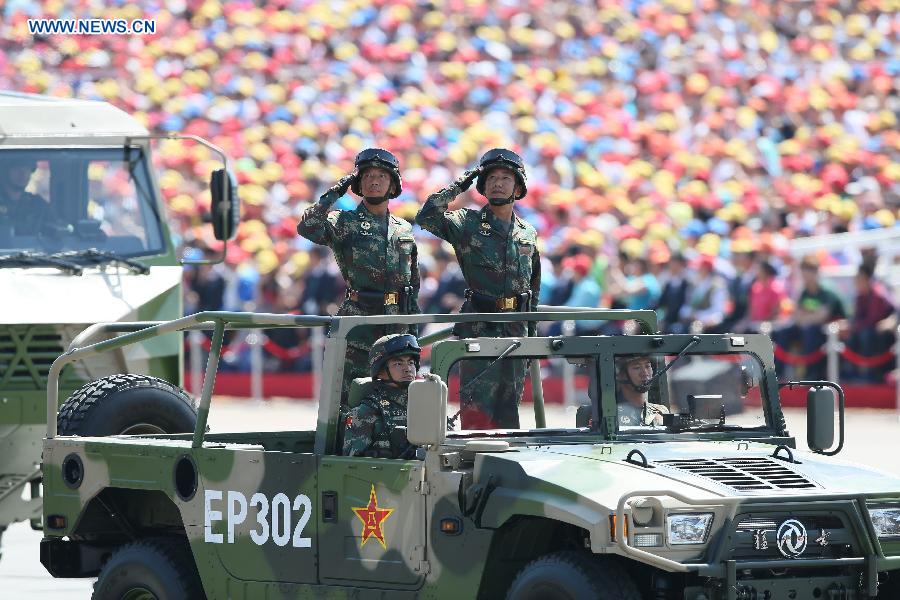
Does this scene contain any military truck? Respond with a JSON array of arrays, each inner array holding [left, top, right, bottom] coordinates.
[[40, 309, 900, 599], [0, 91, 238, 552]]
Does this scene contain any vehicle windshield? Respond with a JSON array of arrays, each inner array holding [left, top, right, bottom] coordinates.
[[612, 351, 767, 433], [441, 349, 768, 438], [0, 148, 165, 258]]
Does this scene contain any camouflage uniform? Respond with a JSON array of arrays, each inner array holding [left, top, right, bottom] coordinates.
[[416, 150, 540, 430], [343, 381, 409, 458], [296, 150, 420, 403]]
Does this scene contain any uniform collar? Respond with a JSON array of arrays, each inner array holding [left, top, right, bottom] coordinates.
[[356, 202, 390, 222], [479, 205, 517, 235]]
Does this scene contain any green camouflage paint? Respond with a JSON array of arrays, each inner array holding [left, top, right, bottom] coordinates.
[[39, 311, 900, 599]]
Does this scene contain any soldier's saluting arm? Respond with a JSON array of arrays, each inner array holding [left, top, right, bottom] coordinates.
[[414, 168, 480, 244], [296, 174, 355, 247]]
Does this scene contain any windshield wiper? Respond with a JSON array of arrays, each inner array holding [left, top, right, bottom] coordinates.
[[671, 422, 744, 433], [636, 335, 701, 393], [0, 251, 84, 275], [52, 248, 150, 274]]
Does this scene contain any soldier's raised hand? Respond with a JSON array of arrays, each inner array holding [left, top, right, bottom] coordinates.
[[453, 167, 480, 192], [319, 172, 357, 204]]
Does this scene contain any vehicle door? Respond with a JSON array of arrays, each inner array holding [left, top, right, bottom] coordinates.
[[317, 455, 427, 587], [196, 442, 318, 584]]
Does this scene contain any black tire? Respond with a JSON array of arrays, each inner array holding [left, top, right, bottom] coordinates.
[[58, 375, 196, 436], [92, 539, 204, 600], [506, 551, 641, 600]]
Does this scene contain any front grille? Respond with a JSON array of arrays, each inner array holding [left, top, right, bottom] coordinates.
[[655, 457, 817, 491], [0, 325, 70, 390], [730, 513, 855, 561]]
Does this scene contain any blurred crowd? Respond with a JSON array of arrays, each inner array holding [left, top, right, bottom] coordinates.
[[2, 0, 898, 380]]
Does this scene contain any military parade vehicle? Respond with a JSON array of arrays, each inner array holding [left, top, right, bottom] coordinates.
[[0, 91, 238, 554], [39, 308, 900, 599]]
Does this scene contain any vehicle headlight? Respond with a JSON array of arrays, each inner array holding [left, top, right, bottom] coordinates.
[[868, 507, 900, 539], [666, 513, 714, 545]]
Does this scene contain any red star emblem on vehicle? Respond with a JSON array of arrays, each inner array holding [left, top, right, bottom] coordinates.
[[352, 484, 395, 548]]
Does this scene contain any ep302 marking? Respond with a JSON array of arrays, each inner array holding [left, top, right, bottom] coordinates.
[[204, 490, 312, 548]]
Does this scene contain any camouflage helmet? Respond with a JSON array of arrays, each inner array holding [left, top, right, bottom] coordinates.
[[475, 148, 527, 200], [351, 148, 402, 199], [615, 354, 653, 378], [369, 333, 421, 379]]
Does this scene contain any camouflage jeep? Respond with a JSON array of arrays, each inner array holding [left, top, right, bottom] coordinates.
[[40, 309, 900, 599]]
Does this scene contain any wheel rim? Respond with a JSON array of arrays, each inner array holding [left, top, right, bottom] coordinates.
[[121, 587, 158, 600], [118, 423, 167, 435]]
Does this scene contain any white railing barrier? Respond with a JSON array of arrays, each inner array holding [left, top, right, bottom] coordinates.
[[827, 322, 841, 384], [247, 331, 264, 402], [562, 320, 575, 406], [312, 327, 325, 403], [189, 329, 203, 396]]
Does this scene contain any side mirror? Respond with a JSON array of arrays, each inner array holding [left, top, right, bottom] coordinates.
[[807, 386, 835, 452], [407, 375, 448, 448], [210, 168, 240, 241]]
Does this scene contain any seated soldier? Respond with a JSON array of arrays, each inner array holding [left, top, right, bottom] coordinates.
[[615, 355, 669, 426], [0, 157, 49, 236], [343, 333, 420, 458]]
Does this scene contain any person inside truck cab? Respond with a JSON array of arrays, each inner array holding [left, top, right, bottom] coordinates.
[[343, 334, 420, 458], [0, 157, 49, 237], [615, 355, 669, 426]]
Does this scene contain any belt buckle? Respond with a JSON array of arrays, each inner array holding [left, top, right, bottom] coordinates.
[[500, 296, 516, 311], [384, 292, 399, 306]]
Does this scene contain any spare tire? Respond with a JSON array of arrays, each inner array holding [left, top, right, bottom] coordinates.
[[58, 374, 197, 436]]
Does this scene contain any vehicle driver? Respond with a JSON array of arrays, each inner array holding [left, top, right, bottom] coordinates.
[[343, 334, 420, 458], [615, 355, 669, 426], [0, 156, 48, 236]]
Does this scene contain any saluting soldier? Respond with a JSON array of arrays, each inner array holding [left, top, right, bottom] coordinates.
[[416, 148, 540, 429], [343, 334, 420, 458], [297, 148, 420, 405]]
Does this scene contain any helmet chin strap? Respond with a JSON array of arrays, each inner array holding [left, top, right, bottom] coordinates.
[[488, 191, 515, 206], [381, 372, 412, 388], [619, 375, 651, 394], [634, 381, 653, 394], [380, 357, 418, 388], [365, 195, 389, 205]]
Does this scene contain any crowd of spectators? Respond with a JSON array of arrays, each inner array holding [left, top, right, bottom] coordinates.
[[1, 0, 898, 380]]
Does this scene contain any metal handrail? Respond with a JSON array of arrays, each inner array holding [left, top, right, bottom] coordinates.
[[47, 312, 332, 440]]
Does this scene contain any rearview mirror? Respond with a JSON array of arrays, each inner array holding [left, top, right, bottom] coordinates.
[[807, 386, 835, 452], [407, 375, 448, 448], [688, 394, 725, 420], [210, 168, 240, 241]]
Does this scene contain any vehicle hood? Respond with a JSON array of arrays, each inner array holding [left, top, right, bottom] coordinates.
[[473, 440, 900, 523], [0, 265, 181, 324]]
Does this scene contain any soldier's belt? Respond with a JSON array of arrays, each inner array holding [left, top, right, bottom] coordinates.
[[465, 289, 531, 312], [347, 289, 402, 308]]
